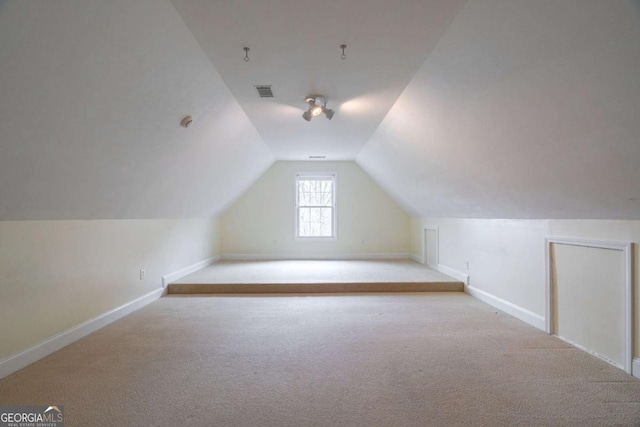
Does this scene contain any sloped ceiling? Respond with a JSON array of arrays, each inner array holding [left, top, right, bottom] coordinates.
[[169, 0, 466, 160], [2, 0, 640, 221], [0, 0, 273, 220], [357, 0, 640, 219]]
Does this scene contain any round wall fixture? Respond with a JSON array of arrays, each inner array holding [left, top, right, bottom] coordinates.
[[181, 116, 193, 128]]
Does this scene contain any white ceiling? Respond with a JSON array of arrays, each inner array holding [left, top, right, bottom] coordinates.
[[170, 0, 466, 160], [0, 0, 273, 220], [1, 0, 640, 220], [357, 0, 640, 219]]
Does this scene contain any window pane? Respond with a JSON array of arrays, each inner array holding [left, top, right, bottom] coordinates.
[[298, 207, 333, 237], [296, 174, 334, 238], [298, 179, 332, 207]]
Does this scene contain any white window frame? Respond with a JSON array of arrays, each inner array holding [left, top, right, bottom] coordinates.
[[294, 172, 337, 240]]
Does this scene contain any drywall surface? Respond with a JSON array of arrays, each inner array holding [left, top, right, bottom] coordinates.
[[552, 243, 626, 368], [0, 218, 220, 359], [221, 161, 410, 257], [411, 218, 640, 357], [0, 0, 273, 220], [549, 220, 640, 357], [170, 0, 466, 160], [359, 0, 640, 219], [411, 218, 547, 315]]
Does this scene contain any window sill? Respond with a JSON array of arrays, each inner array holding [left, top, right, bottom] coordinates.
[[295, 236, 337, 242]]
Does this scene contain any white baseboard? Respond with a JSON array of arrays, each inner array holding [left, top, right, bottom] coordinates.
[[221, 253, 411, 261], [633, 359, 640, 379], [410, 254, 423, 263], [435, 264, 469, 286], [404, 261, 545, 332], [465, 285, 545, 331], [162, 255, 220, 288], [0, 288, 164, 380]]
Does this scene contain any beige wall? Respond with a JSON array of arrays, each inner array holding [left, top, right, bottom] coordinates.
[[0, 218, 220, 359], [222, 161, 410, 256], [411, 218, 547, 314], [410, 218, 640, 359]]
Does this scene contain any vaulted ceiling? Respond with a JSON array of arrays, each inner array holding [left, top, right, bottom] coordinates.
[[169, 0, 466, 160], [358, 0, 640, 219], [1, 0, 639, 220]]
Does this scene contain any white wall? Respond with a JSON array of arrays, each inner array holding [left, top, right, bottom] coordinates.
[[552, 243, 626, 368], [549, 220, 640, 359], [410, 218, 640, 359], [222, 161, 410, 257], [0, 218, 220, 360]]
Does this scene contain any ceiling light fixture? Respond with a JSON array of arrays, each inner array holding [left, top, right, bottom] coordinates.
[[302, 96, 334, 122]]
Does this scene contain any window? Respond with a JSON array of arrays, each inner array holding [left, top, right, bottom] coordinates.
[[295, 173, 336, 239]]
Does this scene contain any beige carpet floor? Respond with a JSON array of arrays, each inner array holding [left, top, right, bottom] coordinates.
[[1, 293, 640, 426]]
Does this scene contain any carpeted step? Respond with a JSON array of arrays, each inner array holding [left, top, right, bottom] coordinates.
[[167, 281, 464, 294]]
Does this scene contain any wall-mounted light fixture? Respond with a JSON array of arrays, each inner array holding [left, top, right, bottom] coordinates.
[[302, 96, 334, 122], [181, 116, 193, 128]]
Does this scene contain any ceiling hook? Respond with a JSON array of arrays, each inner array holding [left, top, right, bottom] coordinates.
[[243, 47, 250, 62], [340, 44, 347, 60]]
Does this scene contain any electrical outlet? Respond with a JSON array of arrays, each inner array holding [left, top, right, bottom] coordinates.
[[139, 269, 145, 280]]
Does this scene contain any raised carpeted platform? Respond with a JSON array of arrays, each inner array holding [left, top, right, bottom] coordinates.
[[168, 259, 464, 294]]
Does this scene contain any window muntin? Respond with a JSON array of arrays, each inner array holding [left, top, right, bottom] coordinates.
[[295, 174, 336, 238]]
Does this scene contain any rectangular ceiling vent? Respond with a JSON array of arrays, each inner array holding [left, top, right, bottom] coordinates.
[[255, 85, 274, 98]]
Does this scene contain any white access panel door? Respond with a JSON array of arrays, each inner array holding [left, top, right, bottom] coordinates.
[[551, 243, 626, 370], [424, 228, 438, 268]]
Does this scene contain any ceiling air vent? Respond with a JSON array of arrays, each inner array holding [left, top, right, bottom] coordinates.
[[255, 85, 274, 98]]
